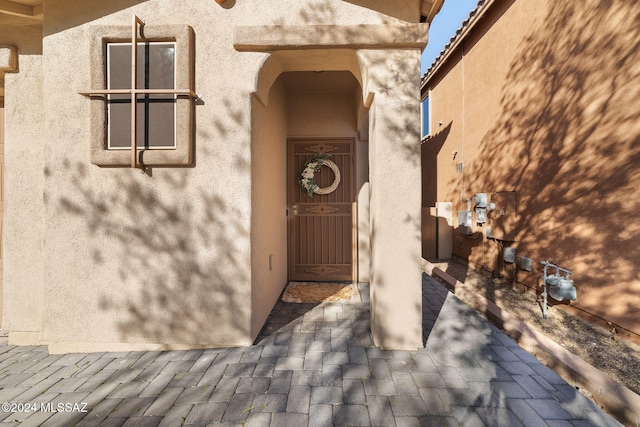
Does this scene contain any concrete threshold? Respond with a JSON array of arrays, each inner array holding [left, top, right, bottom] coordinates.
[[423, 260, 640, 426]]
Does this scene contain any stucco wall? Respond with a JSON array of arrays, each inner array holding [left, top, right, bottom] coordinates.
[[1, 24, 44, 341], [38, 4, 262, 351], [286, 73, 358, 138], [2, 0, 427, 352], [361, 49, 423, 349], [424, 0, 640, 339], [356, 91, 370, 283], [250, 77, 287, 340]]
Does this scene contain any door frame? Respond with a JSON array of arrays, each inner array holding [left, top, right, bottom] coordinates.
[[286, 136, 357, 282]]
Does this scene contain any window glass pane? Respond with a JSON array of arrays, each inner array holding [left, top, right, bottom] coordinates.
[[107, 42, 176, 149], [107, 44, 132, 90], [144, 43, 175, 90], [422, 97, 429, 137], [108, 99, 175, 149], [108, 96, 132, 148]]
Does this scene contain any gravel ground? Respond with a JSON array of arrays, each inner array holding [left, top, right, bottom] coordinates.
[[428, 258, 640, 396]]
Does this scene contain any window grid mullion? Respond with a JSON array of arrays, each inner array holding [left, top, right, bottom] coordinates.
[[131, 15, 143, 169]]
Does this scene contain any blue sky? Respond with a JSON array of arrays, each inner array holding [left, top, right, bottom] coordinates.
[[421, 0, 478, 135], [421, 0, 479, 74]]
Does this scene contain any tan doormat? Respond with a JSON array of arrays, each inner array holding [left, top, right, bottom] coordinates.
[[282, 282, 361, 304]]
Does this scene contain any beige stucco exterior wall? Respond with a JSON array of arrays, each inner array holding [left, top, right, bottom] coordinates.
[[1, 24, 44, 343], [423, 0, 640, 340], [422, 59, 462, 208], [40, 13, 257, 351], [355, 91, 371, 283], [360, 49, 423, 349], [2, 0, 428, 352], [250, 76, 288, 340], [287, 87, 356, 137]]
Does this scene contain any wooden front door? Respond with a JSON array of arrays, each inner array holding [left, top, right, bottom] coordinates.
[[288, 138, 354, 282]]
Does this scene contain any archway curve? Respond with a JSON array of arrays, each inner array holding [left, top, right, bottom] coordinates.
[[252, 49, 369, 107]]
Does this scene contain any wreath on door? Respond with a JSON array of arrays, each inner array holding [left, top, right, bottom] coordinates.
[[299, 154, 341, 197]]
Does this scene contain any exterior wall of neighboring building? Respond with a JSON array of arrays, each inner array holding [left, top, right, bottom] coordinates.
[[2, 0, 429, 352], [422, 0, 640, 340]]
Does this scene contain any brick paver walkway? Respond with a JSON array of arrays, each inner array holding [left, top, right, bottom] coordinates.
[[0, 275, 622, 426]]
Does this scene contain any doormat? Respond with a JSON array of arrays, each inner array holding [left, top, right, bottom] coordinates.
[[282, 282, 361, 304]]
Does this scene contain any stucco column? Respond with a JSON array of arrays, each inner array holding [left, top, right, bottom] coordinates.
[[2, 48, 45, 344], [359, 49, 423, 350]]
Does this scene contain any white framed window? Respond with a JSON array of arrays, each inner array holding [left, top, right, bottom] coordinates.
[[107, 42, 177, 150]]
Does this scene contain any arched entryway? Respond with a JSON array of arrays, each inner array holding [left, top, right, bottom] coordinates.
[[240, 28, 426, 350], [249, 61, 371, 337], [278, 71, 367, 283]]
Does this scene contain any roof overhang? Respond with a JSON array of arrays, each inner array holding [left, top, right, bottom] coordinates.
[[0, 0, 43, 23], [421, 0, 444, 23]]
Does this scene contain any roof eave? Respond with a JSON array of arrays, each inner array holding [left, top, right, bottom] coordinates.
[[0, 0, 43, 21], [421, 0, 497, 93], [421, 0, 445, 24]]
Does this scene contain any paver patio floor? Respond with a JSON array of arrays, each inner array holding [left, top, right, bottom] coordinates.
[[0, 275, 622, 426]]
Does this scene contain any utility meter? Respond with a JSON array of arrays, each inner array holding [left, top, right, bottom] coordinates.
[[472, 193, 488, 208]]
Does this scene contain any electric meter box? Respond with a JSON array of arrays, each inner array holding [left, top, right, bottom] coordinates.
[[503, 247, 516, 264], [473, 193, 488, 208], [458, 210, 473, 234]]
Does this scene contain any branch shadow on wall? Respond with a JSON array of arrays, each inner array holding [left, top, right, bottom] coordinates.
[[446, 0, 640, 333], [420, 1, 640, 422], [57, 160, 250, 345]]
